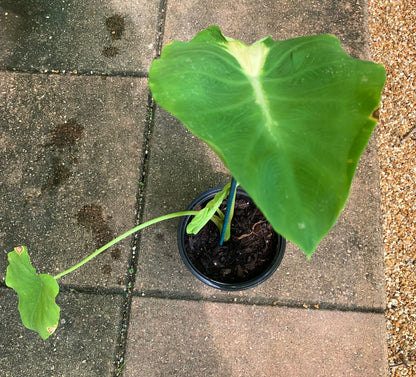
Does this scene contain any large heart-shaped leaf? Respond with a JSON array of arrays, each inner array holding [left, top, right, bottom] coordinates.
[[6, 246, 60, 339], [149, 26, 385, 256]]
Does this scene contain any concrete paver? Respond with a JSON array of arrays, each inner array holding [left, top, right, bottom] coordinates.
[[124, 297, 388, 377], [134, 108, 230, 293], [0, 287, 123, 377], [163, 0, 370, 58], [0, 0, 160, 73], [135, 110, 385, 310], [0, 72, 147, 288]]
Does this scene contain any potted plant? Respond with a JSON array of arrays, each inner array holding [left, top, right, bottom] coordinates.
[[177, 183, 287, 291], [5, 26, 385, 339]]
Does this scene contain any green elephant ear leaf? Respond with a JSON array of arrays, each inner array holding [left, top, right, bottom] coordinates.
[[149, 26, 386, 257], [5, 246, 60, 339]]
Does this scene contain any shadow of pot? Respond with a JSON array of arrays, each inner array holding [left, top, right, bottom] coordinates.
[[178, 186, 286, 291]]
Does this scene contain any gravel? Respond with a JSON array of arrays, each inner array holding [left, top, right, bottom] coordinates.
[[367, 0, 416, 375]]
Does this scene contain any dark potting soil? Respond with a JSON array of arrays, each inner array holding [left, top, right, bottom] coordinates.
[[184, 198, 278, 284]]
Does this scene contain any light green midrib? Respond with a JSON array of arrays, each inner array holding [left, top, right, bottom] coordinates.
[[221, 41, 278, 142], [249, 75, 275, 135]]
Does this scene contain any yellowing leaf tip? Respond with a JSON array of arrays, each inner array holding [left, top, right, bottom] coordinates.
[[14, 246, 25, 255], [47, 326, 57, 335]]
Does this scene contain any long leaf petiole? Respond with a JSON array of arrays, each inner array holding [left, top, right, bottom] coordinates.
[[53, 211, 199, 280]]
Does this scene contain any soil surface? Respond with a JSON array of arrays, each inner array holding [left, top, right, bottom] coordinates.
[[184, 197, 279, 284]]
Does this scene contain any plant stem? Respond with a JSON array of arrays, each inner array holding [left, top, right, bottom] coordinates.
[[53, 211, 199, 280]]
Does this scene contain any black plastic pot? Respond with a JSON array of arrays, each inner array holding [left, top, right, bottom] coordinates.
[[177, 186, 286, 291]]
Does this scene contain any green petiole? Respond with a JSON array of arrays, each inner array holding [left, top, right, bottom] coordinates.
[[53, 211, 198, 280]]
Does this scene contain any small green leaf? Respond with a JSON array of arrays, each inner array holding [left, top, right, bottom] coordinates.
[[186, 183, 230, 234], [5, 246, 60, 340]]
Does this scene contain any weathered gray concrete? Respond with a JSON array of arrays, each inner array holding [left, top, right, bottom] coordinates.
[[0, 72, 148, 288], [0, 287, 123, 377], [162, 0, 371, 59], [0, 0, 160, 73], [0, 0, 388, 376], [124, 297, 388, 377], [134, 108, 230, 294]]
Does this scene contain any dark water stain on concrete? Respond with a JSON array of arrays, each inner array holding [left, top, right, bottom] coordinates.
[[77, 204, 114, 250], [101, 264, 112, 275], [41, 156, 72, 191], [41, 119, 83, 192], [105, 14, 125, 40], [111, 248, 121, 260], [102, 46, 119, 58], [0, 0, 43, 33], [49, 119, 84, 148]]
